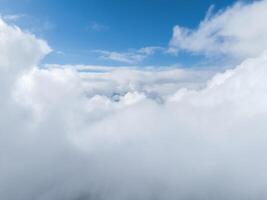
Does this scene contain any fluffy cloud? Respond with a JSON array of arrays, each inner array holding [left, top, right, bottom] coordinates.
[[2, 1, 267, 199], [169, 0, 267, 59], [0, 18, 51, 73]]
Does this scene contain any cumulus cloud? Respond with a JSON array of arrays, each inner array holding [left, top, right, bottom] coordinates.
[[2, 1, 267, 199], [0, 18, 51, 73], [169, 0, 267, 59]]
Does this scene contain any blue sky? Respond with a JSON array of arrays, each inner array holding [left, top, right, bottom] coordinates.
[[0, 0, 249, 67]]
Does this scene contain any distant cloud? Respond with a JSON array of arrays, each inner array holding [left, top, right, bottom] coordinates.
[[45, 63, 215, 99], [2, 14, 26, 21], [1, 13, 56, 33], [86, 21, 109, 32], [95, 46, 164, 64], [169, 1, 267, 60], [41, 21, 56, 31]]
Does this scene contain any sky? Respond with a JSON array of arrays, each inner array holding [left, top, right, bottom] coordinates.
[[0, 0, 245, 66], [3, 1, 267, 200]]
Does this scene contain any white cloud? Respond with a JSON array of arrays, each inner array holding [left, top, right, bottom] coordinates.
[[169, 0, 267, 59], [95, 46, 164, 64], [2, 2, 267, 199], [0, 17, 51, 86], [41, 65, 213, 109], [45, 64, 215, 101], [9, 51, 267, 200]]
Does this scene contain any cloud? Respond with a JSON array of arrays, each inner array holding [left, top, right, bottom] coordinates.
[[45, 64, 215, 101], [95, 47, 164, 64], [2, 1, 267, 199], [86, 21, 109, 32], [0, 18, 51, 75], [169, 0, 267, 59], [5, 14, 56, 33], [2, 14, 26, 22]]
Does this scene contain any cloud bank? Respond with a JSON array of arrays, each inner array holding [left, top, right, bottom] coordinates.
[[2, 1, 267, 199]]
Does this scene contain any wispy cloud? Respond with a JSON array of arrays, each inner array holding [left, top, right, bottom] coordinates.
[[169, 1, 267, 60], [1, 13, 56, 34], [2, 14, 26, 22], [95, 46, 164, 64], [86, 21, 109, 32]]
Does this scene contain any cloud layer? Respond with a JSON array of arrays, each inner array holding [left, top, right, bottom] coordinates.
[[2, 1, 267, 199]]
